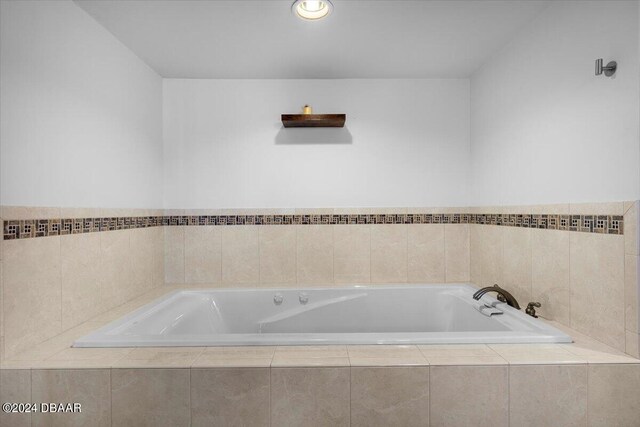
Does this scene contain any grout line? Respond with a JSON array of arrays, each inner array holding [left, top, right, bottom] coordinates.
[[348, 364, 352, 426], [268, 364, 272, 427], [109, 368, 113, 427], [507, 363, 510, 426], [295, 225, 299, 285], [585, 363, 589, 425], [182, 225, 186, 284], [331, 224, 335, 285], [57, 235, 63, 346], [428, 365, 432, 426], [367, 224, 371, 284], [443, 223, 448, 282]]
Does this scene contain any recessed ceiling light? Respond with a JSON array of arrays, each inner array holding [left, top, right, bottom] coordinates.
[[292, 0, 333, 21]]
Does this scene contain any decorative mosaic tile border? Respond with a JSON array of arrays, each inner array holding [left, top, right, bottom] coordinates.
[[3, 213, 624, 240]]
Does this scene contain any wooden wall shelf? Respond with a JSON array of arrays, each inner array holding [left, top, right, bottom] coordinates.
[[281, 114, 346, 128]]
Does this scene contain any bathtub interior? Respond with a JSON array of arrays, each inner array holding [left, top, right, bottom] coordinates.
[[73, 284, 572, 347], [118, 286, 512, 336]]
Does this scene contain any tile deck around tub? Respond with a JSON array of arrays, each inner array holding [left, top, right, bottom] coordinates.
[[1, 286, 638, 370]]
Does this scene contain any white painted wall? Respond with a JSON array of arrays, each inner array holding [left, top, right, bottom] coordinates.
[[0, 0, 163, 209], [163, 79, 470, 209], [470, 0, 640, 206]]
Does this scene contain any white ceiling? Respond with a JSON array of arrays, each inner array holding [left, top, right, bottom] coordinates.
[[75, 0, 550, 79]]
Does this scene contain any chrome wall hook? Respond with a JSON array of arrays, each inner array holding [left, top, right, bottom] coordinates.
[[595, 58, 617, 77]]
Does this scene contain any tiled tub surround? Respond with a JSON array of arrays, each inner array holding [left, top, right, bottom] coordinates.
[[1, 202, 638, 359], [1, 286, 639, 427], [0, 208, 166, 360], [469, 202, 640, 358]]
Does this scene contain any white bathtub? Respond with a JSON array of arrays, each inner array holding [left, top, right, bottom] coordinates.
[[74, 284, 571, 347]]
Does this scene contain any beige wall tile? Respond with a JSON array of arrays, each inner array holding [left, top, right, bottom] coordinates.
[[297, 226, 334, 284], [294, 208, 335, 215], [425, 355, 507, 365], [191, 368, 269, 427], [372, 207, 408, 214], [510, 365, 587, 427], [333, 207, 372, 214], [625, 255, 639, 333], [272, 345, 350, 366], [624, 201, 639, 255], [479, 225, 503, 287], [58, 207, 103, 218], [112, 347, 204, 368], [409, 207, 466, 214], [151, 227, 165, 287], [0, 261, 3, 350], [502, 227, 532, 304], [588, 364, 640, 426], [348, 345, 423, 359], [473, 205, 504, 214], [0, 369, 31, 427], [270, 356, 350, 367], [259, 226, 297, 285], [164, 226, 185, 284], [407, 224, 445, 283], [32, 369, 110, 427], [488, 344, 586, 365], [184, 226, 222, 284], [569, 202, 624, 216], [0, 205, 61, 220], [271, 367, 350, 427], [130, 228, 155, 295], [3, 237, 61, 357], [222, 226, 259, 285], [192, 346, 275, 368], [531, 229, 571, 325], [334, 225, 371, 284], [61, 233, 101, 330], [570, 233, 625, 351], [623, 200, 636, 213], [46, 347, 132, 365], [430, 365, 508, 427], [99, 230, 133, 309], [529, 204, 570, 215], [470, 224, 482, 285], [500, 205, 532, 215], [418, 344, 497, 357], [112, 368, 190, 427], [445, 224, 470, 282], [419, 344, 506, 365], [625, 330, 639, 358], [371, 225, 407, 283], [351, 367, 429, 427]]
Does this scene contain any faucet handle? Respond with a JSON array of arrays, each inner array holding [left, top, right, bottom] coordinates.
[[526, 302, 541, 318]]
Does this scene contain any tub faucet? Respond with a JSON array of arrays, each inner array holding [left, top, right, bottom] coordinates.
[[472, 285, 521, 310]]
